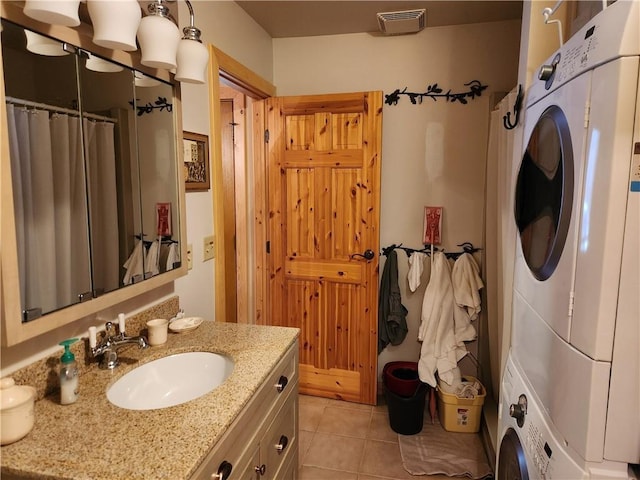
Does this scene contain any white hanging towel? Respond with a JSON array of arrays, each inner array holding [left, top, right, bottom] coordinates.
[[166, 242, 178, 271], [451, 252, 484, 321], [407, 252, 427, 292], [417, 252, 469, 387], [122, 240, 144, 285], [146, 238, 161, 276]]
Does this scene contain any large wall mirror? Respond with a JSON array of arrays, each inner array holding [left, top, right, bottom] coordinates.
[[1, 9, 186, 346]]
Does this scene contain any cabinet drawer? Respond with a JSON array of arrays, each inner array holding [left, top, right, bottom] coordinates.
[[261, 391, 297, 480], [260, 344, 298, 413]]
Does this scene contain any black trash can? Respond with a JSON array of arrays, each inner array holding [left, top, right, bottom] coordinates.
[[383, 362, 428, 435]]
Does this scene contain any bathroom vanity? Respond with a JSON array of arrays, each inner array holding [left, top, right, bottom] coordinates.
[[0, 322, 299, 480]]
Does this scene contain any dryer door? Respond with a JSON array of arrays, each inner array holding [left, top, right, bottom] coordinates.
[[512, 72, 590, 343], [498, 428, 529, 480], [515, 105, 573, 281]]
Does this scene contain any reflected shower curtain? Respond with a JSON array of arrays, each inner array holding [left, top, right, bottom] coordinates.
[[6, 103, 118, 314], [85, 119, 119, 294], [50, 113, 90, 308], [8, 105, 62, 314]]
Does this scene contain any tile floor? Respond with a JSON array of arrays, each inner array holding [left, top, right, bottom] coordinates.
[[297, 394, 453, 480]]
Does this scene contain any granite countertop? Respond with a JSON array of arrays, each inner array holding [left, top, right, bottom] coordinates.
[[1, 321, 299, 480]]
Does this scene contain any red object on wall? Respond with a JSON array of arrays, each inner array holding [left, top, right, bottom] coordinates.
[[156, 202, 172, 236], [424, 206, 443, 245]]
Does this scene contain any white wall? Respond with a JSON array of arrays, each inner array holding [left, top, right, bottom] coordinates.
[[273, 20, 521, 384]]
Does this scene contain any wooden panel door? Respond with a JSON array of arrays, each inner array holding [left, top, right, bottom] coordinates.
[[266, 92, 382, 404]]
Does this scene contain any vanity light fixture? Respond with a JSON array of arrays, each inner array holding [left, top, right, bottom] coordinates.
[[20, 0, 209, 83], [134, 70, 161, 88], [24, 31, 70, 56], [137, 0, 181, 70], [174, 0, 209, 84], [87, 0, 141, 51], [23, 0, 80, 27], [85, 53, 124, 73]]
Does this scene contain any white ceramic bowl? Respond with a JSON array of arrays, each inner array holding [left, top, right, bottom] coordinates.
[[169, 316, 204, 333], [0, 377, 36, 445]]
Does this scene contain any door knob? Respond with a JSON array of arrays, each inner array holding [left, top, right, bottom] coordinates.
[[350, 249, 375, 260]]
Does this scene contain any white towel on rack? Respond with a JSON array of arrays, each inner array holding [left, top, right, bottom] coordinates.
[[451, 252, 484, 322], [122, 240, 144, 285], [146, 238, 161, 276], [408, 252, 427, 292], [166, 242, 178, 271], [417, 252, 469, 388]]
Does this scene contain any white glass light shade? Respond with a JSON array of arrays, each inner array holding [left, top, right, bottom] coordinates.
[[137, 15, 181, 70], [134, 71, 161, 88], [86, 53, 123, 73], [175, 39, 209, 84], [87, 0, 141, 51], [23, 0, 80, 26], [24, 31, 69, 56]]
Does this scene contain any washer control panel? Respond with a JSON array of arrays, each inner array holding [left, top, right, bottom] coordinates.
[[525, 418, 553, 478]]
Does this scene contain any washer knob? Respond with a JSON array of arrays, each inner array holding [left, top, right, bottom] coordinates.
[[509, 394, 528, 427], [510, 403, 525, 419], [538, 64, 555, 81]]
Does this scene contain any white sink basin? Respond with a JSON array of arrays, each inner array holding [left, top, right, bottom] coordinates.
[[107, 352, 234, 410]]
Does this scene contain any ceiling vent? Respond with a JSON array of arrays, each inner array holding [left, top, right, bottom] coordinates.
[[377, 9, 426, 35]]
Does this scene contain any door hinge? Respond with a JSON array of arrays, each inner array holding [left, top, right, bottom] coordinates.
[[264, 129, 270, 143], [568, 291, 575, 317], [266, 240, 271, 254]]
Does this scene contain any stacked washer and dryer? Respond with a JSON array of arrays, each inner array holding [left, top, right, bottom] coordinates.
[[498, 2, 640, 479]]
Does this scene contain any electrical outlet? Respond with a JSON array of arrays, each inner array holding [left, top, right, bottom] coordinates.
[[186, 244, 193, 270], [203, 235, 215, 261]]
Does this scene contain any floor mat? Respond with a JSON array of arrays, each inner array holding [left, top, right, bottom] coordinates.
[[398, 418, 493, 478]]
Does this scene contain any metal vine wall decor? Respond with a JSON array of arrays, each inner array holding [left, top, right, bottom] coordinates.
[[385, 80, 488, 106], [128, 97, 173, 116]]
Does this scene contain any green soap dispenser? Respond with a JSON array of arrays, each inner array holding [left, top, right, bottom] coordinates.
[[59, 338, 79, 405]]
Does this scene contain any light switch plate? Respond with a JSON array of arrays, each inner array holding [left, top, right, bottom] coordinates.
[[203, 235, 215, 261], [186, 244, 193, 270]]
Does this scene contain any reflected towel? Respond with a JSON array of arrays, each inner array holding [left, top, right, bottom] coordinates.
[[123, 240, 144, 285], [146, 238, 161, 276], [166, 243, 178, 271]]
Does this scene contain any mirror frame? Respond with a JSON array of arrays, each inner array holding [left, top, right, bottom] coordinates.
[[0, 3, 188, 346]]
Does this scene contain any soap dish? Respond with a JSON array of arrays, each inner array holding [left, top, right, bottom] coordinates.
[[169, 316, 204, 333]]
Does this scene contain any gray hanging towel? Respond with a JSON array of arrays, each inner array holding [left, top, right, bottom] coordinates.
[[378, 250, 409, 353]]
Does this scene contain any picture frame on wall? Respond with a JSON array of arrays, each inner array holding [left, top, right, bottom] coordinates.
[[183, 131, 210, 192]]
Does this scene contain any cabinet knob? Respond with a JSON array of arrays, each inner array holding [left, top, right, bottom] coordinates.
[[211, 460, 233, 480], [254, 464, 266, 476], [275, 375, 288, 393], [275, 434, 289, 453]]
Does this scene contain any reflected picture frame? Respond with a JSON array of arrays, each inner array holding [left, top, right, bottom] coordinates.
[[183, 131, 210, 191]]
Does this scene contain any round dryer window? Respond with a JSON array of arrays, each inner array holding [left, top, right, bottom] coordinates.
[[515, 105, 574, 281], [498, 428, 529, 480]]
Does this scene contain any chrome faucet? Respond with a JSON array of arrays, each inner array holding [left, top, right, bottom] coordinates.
[[91, 321, 148, 370]]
